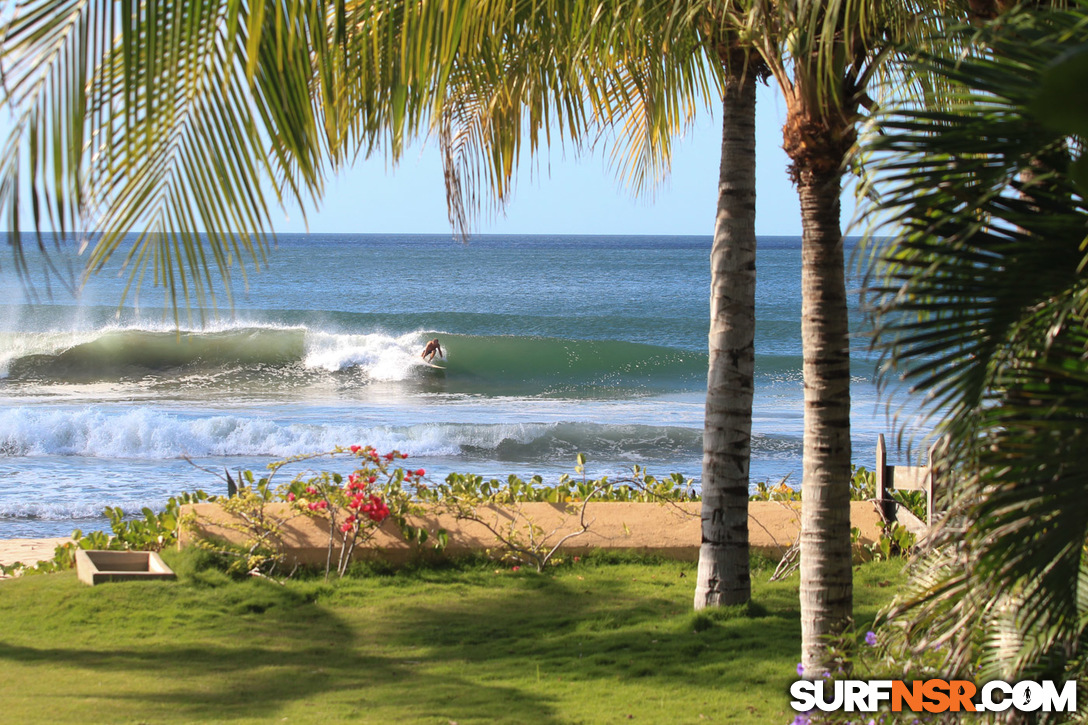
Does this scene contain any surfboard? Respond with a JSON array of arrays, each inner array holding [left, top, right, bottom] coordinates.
[[422, 360, 446, 370]]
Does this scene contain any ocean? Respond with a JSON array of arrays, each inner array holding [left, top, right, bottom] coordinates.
[[0, 233, 919, 539]]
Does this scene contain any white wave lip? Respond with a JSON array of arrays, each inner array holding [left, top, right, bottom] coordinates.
[[0, 330, 103, 378], [302, 330, 426, 380]]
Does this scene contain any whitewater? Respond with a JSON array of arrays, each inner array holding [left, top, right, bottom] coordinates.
[[0, 233, 919, 538]]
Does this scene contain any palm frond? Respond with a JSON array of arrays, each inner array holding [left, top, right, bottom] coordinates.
[[1, 0, 722, 311], [0, 0, 485, 317], [863, 5, 1088, 695], [435, 0, 716, 238]]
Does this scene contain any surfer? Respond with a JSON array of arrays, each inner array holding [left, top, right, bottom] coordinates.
[[421, 338, 444, 363]]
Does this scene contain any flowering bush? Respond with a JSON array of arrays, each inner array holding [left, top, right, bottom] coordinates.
[[174, 447, 440, 581], [282, 445, 432, 579]]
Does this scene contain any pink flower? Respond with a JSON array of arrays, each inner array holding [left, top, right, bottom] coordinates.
[[346, 473, 368, 493], [286, 492, 296, 502], [340, 521, 353, 532], [362, 494, 390, 523], [511, 566, 520, 572], [350, 445, 362, 454], [383, 452, 396, 462], [414, 469, 426, 477]]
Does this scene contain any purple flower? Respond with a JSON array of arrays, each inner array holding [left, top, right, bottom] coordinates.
[[865, 630, 878, 647], [791, 715, 810, 725], [796, 662, 804, 676]]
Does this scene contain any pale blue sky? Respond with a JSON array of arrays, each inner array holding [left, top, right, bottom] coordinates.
[[278, 82, 856, 238], [1, 82, 859, 238]]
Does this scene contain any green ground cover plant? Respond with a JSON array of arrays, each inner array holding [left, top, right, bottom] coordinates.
[[1, 451, 704, 580], [0, 552, 904, 724], [3, 454, 913, 589]]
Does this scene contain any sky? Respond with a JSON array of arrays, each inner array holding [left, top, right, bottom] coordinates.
[[0, 82, 861, 239], [276, 82, 859, 238]]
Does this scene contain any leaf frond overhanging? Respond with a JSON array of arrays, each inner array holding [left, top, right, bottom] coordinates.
[[0, 0, 483, 318], [1, 0, 722, 312], [862, 4, 1088, 700]]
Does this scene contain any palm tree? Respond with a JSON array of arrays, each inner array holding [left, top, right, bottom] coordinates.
[[692, 10, 767, 609], [693, 48, 761, 609], [863, 5, 1088, 703], [741, 0, 959, 674]]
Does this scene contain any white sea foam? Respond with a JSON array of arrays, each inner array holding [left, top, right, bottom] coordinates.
[[0, 406, 711, 461], [302, 330, 425, 379], [0, 406, 534, 459], [0, 499, 145, 520]]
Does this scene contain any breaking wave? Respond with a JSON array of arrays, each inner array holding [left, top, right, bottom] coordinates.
[[0, 324, 709, 393], [0, 405, 801, 462]]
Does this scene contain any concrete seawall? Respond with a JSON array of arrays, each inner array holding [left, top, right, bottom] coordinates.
[[178, 500, 884, 567], [1, 502, 884, 573]]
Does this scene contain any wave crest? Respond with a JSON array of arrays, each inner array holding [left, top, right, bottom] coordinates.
[[0, 324, 709, 393]]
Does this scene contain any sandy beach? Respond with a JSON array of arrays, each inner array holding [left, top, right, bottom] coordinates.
[[0, 537, 71, 571]]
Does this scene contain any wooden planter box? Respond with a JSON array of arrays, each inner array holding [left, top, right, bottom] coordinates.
[[76, 550, 176, 586]]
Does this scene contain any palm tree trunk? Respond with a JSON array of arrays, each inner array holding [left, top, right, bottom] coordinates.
[[795, 160, 853, 675], [694, 63, 757, 609]]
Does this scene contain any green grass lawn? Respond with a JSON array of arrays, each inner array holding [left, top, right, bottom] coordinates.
[[0, 552, 904, 724]]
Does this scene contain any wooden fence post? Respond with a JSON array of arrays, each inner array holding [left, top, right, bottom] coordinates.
[[875, 433, 892, 522]]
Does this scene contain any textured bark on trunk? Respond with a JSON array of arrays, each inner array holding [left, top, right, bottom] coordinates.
[[694, 64, 757, 609], [795, 162, 853, 675]]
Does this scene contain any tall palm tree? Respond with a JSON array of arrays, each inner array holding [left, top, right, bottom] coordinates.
[[741, 0, 958, 674], [693, 46, 762, 609], [863, 6, 1088, 705], [691, 8, 767, 609]]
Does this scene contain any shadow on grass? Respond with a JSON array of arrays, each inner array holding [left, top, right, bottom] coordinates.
[[0, 567, 565, 723], [387, 569, 803, 693], [0, 554, 847, 723], [0, 640, 562, 721]]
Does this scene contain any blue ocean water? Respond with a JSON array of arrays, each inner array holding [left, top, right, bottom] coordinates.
[[0, 233, 921, 538]]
